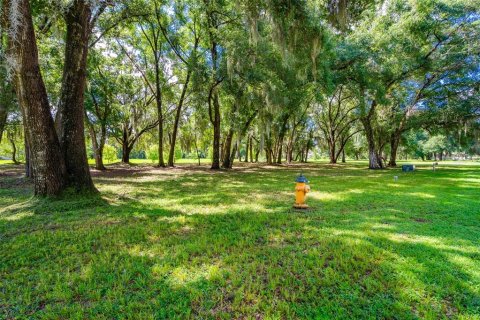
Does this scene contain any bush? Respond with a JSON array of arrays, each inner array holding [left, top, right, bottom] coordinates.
[[174, 146, 182, 160], [147, 145, 159, 163], [103, 145, 118, 164]]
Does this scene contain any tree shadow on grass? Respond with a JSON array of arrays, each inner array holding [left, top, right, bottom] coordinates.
[[1, 163, 479, 318]]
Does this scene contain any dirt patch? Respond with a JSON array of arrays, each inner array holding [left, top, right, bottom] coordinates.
[[412, 217, 431, 223]]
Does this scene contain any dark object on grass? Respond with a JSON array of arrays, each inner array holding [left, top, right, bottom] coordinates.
[[295, 174, 309, 183], [402, 164, 415, 172]]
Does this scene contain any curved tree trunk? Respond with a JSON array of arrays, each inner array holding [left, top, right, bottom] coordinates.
[[7, 132, 18, 164], [168, 71, 191, 167], [56, 0, 95, 191], [5, 0, 67, 196]]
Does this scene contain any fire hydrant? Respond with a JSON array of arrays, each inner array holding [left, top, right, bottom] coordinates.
[[294, 174, 310, 209]]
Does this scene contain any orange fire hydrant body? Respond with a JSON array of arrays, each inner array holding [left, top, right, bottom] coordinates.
[[294, 175, 310, 209]]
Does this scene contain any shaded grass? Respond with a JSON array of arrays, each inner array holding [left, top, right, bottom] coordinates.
[[0, 162, 479, 319]]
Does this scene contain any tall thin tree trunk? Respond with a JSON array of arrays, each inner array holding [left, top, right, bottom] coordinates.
[[230, 142, 238, 169], [24, 131, 33, 179], [121, 127, 130, 164], [56, 0, 94, 191], [211, 92, 221, 169], [87, 122, 106, 170], [8, 133, 18, 164], [155, 59, 165, 167], [0, 104, 7, 144], [168, 71, 191, 166], [250, 137, 254, 162], [5, 0, 67, 196]]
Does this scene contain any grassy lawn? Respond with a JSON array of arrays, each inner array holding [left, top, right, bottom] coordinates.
[[1, 161, 479, 319], [87, 158, 212, 166]]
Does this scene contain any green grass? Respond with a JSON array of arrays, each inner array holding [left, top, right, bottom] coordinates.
[[1, 162, 479, 319], [87, 158, 212, 166]]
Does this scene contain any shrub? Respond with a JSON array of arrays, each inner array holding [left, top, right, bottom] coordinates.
[[147, 145, 159, 163], [103, 145, 118, 164]]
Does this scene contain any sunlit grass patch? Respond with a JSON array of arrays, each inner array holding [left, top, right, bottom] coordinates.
[[1, 161, 479, 318]]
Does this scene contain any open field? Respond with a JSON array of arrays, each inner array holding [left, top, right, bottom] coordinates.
[[1, 162, 479, 319]]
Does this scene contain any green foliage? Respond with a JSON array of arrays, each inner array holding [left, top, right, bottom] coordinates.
[[147, 145, 159, 163], [103, 145, 118, 164], [422, 134, 447, 154]]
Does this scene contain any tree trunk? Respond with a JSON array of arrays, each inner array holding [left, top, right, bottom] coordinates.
[[237, 141, 241, 162], [5, 0, 67, 196], [211, 92, 221, 169], [222, 129, 234, 168], [265, 147, 272, 164], [56, 0, 94, 191], [8, 133, 18, 164], [122, 145, 131, 164], [245, 136, 249, 162], [275, 116, 289, 164], [361, 120, 383, 169], [341, 149, 346, 163], [168, 71, 191, 167], [24, 132, 33, 179], [0, 104, 7, 144], [329, 141, 337, 164], [250, 137, 254, 162], [230, 142, 238, 169], [87, 122, 106, 170], [155, 58, 166, 167], [388, 132, 400, 167]]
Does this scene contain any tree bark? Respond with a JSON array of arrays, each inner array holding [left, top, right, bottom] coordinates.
[[168, 71, 191, 166], [56, 0, 95, 191], [388, 132, 400, 167], [211, 91, 221, 169], [250, 136, 254, 162], [361, 100, 383, 169], [329, 139, 337, 164], [122, 144, 131, 164], [5, 0, 67, 196], [0, 104, 7, 144], [7, 132, 18, 164], [24, 130, 33, 179], [244, 136, 249, 162], [221, 129, 234, 168], [155, 58, 166, 167], [87, 123, 106, 170], [364, 124, 383, 169]]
